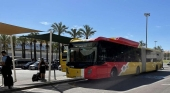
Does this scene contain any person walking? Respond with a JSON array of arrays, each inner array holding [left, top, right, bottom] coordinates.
[[0, 51, 13, 89], [38, 58, 47, 82]]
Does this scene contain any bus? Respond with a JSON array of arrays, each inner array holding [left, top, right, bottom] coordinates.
[[60, 39, 82, 72], [66, 37, 163, 79]]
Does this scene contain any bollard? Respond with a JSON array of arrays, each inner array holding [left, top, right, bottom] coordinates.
[[1, 75, 4, 86]]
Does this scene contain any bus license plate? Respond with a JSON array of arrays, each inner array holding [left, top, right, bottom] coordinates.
[[75, 76, 82, 78]]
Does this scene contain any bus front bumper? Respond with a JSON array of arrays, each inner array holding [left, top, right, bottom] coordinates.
[[66, 67, 84, 78]]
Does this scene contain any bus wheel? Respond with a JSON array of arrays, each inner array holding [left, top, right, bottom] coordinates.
[[155, 65, 158, 72], [110, 68, 117, 78], [135, 66, 140, 75]]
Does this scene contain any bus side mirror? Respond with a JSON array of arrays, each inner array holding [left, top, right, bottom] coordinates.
[[61, 46, 64, 53]]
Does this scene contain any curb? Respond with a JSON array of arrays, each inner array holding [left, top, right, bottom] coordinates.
[[1, 78, 84, 93]]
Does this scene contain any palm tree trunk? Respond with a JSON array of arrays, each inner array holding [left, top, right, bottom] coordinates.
[[34, 40, 36, 61], [56, 51, 57, 59], [6, 44, 8, 54], [40, 44, 42, 58], [13, 44, 16, 56], [58, 43, 60, 64], [22, 43, 24, 58], [30, 43, 33, 59], [23, 43, 26, 58], [3, 43, 5, 50]]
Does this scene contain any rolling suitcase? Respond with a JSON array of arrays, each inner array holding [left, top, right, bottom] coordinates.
[[32, 72, 40, 82]]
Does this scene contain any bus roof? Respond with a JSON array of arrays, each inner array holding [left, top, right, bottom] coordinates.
[[145, 48, 163, 52], [70, 37, 139, 48]]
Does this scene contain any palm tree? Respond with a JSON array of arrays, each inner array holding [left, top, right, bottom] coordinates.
[[51, 22, 69, 62], [12, 35, 17, 56], [27, 34, 33, 60], [17, 36, 27, 58], [38, 39, 45, 58], [51, 42, 59, 60], [79, 25, 96, 39], [52, 42, 59, 59], [156, 46, 163, 51], [66, 28, 82, 38], [29, 32, 39, 61], [139, 40, 146, 47], [0, 34, 10, 53]]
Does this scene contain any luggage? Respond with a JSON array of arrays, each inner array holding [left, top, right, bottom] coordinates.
[[32, 72, 40, 82], [4, 75, 13, 86], [7, 75, 13, 86]]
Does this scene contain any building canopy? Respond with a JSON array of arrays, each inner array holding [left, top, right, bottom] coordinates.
[[0, 22, 41, 35], [22, 33, 73, 44]]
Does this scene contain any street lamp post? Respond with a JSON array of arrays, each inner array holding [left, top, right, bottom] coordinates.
[[154, 41, 157, 48], [144, 13, 150, 48]]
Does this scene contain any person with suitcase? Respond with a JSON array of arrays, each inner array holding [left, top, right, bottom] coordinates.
[[38, 58, 47, 82], [0, 51, 13, 89]]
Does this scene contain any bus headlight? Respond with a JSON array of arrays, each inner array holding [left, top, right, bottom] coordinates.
[[88, 69, 92, 74]]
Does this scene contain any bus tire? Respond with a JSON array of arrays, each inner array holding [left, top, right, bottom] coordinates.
[[135, 66, 140, 75], [110, 68, 117, 78], [155, 65, 158, 72]]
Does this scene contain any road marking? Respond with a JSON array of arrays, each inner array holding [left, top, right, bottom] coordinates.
[[26, 88, 37, 91], [161, 84, 170, 85], [137, 75, 166, 80]]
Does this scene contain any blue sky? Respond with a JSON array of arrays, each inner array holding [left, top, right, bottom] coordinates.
[[0, 0, 170, 50]]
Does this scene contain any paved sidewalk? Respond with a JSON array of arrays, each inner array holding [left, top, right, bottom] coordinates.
[[0, 75, 80, 92], [0, 69, 68, 90]]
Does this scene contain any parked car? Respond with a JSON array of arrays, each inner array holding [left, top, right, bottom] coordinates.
[[0, 66, 2, 74], [167, 62, 170, 65], [21, 62, 34, 69], [29, 62, 39, 70], [12, 58, 32, 68], [29, 61, 49, 70], [58, 65, 61, 71], [48, 62, 59, 70]]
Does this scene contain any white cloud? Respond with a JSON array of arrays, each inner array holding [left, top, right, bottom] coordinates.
[[72, 25, 82, 29], [40, 22, 50, 25], [124, 36, 129, 39], [156, 26, 161, 28], [128, 34, 133, 37], [124, 34, 133, 39]]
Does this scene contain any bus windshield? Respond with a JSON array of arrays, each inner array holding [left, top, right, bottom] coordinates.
[[67, 42, 97, 68], [70, 47, 96, 62]]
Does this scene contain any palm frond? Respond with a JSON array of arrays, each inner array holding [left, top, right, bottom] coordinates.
[[51, 22, 69, 35]]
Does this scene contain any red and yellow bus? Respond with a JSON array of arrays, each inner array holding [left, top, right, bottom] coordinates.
[[60, 39, 81, 72], [66, 37, 163, 79]]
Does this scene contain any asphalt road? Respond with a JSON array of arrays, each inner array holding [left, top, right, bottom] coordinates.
[[10, 64, 170, 93]]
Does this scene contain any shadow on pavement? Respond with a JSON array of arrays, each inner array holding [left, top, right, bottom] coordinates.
[[13, 91, 40, 93], [72, 70, 170, 91], [4, 70, 170, 93], [41, 70, 170, 92], [106, 71, 170, 91]]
